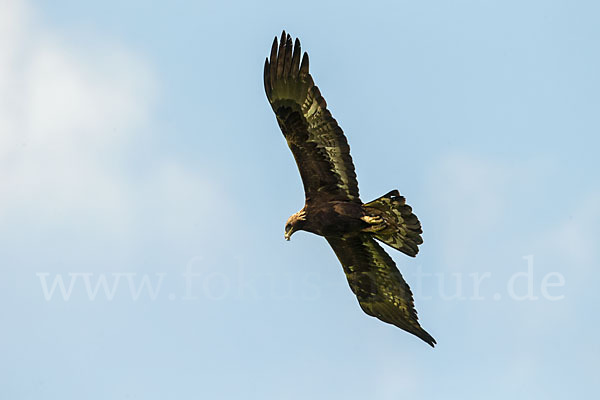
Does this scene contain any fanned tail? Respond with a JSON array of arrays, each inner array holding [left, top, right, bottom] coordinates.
[[362, 190, 423, 257]]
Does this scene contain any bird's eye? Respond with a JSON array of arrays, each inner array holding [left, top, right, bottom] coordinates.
[[285, 223, 291, 231]]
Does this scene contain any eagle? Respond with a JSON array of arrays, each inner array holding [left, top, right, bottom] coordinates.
[[264, 31, 436, 347]]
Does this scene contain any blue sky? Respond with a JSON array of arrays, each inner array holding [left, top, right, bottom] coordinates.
[[1, 0, 599, 398]]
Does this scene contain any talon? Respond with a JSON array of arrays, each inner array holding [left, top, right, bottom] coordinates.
[[361, 215, 386, 233], [362, 215, 383, 224]]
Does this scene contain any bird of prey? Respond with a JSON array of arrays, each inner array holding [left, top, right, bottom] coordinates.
[[264, 31, 436, 347]]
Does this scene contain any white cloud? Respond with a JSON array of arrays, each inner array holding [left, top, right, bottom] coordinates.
[[536, 191, 600, 267], [0, 0, 230, 238], [426, 154, 514, 267], [375, 361, 421, 399], [426, 153, 598, 271]]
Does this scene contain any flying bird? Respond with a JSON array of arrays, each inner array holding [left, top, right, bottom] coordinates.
[[264, 31, 436, 347]]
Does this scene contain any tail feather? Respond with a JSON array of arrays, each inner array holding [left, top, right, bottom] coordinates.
[[363, 190, 423, 257]]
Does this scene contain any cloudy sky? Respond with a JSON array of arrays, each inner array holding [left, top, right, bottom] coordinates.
[[1, 0, 598, 398]]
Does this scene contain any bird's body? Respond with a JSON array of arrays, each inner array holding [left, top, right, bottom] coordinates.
[[265, 31, 436, 347], [301, 201, 365, 237]]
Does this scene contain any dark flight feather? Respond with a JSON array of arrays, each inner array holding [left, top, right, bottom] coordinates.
[[327, 234, 436, 347], [264, 31, 360, 204]]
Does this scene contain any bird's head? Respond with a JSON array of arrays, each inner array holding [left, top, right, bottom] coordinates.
[[284, 209, 307, 241]]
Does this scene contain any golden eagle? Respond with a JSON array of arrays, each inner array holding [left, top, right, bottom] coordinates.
[[264, 31, 436, 347]]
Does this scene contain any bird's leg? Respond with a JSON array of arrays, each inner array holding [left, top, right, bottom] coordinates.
[[362, 215, 383, 224], [361, 215, 386, 232]]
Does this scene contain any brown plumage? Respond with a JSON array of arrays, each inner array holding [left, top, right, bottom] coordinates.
[[265, 31, 436, 347]]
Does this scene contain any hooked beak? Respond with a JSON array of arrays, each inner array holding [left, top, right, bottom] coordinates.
[[284, 227, 294, 241]]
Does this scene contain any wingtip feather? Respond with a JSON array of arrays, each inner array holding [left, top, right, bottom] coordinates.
[[283, 33, 293, 78], [419, 330, 437, 347], [299, 52, 309, 77], [263, 57, 271, 96], [291, 38, 301, 78]]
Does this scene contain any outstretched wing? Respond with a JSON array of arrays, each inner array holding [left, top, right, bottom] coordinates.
[[264, 31, 360, 204], [326, 234, 436, 347]]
